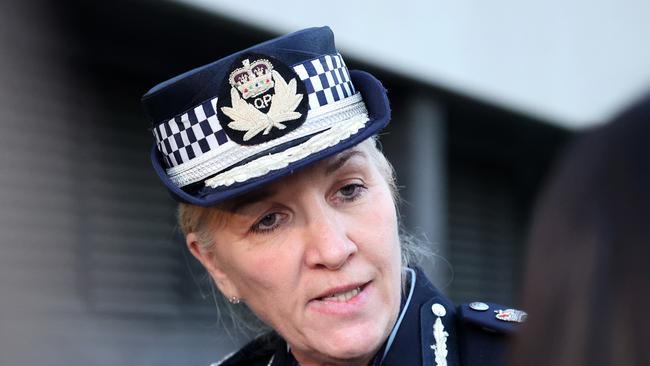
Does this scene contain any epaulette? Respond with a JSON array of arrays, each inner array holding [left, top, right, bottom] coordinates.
[[457, 302, 526, 366], [212, 332, 280, 366], [459, 302, 526, 334]]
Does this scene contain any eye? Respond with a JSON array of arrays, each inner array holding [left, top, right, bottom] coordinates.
[[250, 212, 287, 234], [334, 183, 367, 202]]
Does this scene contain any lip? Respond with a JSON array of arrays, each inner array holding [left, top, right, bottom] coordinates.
[[307, 281, 372, 316]]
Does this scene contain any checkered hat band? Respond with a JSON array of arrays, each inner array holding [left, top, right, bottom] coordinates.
[[152, 97, 233, 168], [292, 53, 356, 111]]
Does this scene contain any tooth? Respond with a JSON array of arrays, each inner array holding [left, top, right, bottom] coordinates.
[[321, 287, 362, 302]]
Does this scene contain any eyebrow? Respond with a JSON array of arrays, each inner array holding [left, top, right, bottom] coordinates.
[[227, 150, 365, 213], [324, 150, 366, 175], [228, 188, 277, 214]]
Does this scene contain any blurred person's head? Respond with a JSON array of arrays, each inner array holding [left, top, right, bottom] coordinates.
[[510, 94, 650, 366]]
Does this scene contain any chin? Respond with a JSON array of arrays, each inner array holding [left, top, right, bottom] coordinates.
[[316, 321, 389, 362], [312, 290, 400, 363]]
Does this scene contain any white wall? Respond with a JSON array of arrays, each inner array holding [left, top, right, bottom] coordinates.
[[176, 0, 650, 129]]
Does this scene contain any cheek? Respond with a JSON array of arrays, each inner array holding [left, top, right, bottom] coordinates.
[[371, 186, 399, 234], [226, 247, 306, 329], [220, 239, 301, 301], [352, 188, 401, 259]]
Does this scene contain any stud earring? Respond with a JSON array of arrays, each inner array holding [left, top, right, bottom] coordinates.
[[228, 296, 240, 304]]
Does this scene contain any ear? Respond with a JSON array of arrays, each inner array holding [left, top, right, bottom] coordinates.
[[186, 232, 241, 300]]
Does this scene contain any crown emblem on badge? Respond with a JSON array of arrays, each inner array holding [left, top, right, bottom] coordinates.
[[228, 58, 275, 99]]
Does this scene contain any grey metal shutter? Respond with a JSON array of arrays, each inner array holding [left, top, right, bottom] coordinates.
[[446, 163, 523, 305], [0, 2, 243, 365]]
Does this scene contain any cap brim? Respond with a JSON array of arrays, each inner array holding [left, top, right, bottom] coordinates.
[[151, 70, 391, 207]]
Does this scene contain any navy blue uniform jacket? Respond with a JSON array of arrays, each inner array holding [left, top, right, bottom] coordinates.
[[215, 268, 519, 366]]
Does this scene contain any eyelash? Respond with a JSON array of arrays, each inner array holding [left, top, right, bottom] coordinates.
[[249, 212, 287, 234], [333, 183, 367, 203], [248, 183, 367, 235]]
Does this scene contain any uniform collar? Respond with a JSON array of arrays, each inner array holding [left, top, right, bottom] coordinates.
[[380, 267, 460, 366]]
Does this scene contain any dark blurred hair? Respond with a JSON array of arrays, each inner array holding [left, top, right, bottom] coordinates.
[[510, 94, 650, 366]]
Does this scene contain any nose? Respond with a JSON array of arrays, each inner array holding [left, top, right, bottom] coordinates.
[[303, 205, 357, 270]]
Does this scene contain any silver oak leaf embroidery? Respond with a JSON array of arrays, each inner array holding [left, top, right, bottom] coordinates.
[[430, 317, 449, 366]]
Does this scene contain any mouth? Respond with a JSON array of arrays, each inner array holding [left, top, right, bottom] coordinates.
[[313, 282, 369, 303], [308, 281, 373, 316]]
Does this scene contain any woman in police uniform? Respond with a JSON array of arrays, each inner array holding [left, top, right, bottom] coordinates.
[[142, 26, 522, 366]]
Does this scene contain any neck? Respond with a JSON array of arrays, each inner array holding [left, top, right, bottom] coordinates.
[[291, 350, 374, 366]]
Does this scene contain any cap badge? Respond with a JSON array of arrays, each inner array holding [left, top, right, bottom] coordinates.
[[494, 308, 528, 323], [218, 54, 309, 145]]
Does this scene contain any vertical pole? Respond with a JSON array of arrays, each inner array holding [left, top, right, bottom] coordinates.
[[403, 96, 449, 291]]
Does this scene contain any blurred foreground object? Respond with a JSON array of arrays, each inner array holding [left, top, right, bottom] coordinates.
[[510, 93, 650, 365]]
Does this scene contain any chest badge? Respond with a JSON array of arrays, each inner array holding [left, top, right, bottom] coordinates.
[[494, 308, 528, 323], [217, 53, 308, 145]]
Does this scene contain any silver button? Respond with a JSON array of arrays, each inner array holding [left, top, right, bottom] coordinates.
[[431, 303, 446, 317], [469, 302, 489, 311]]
